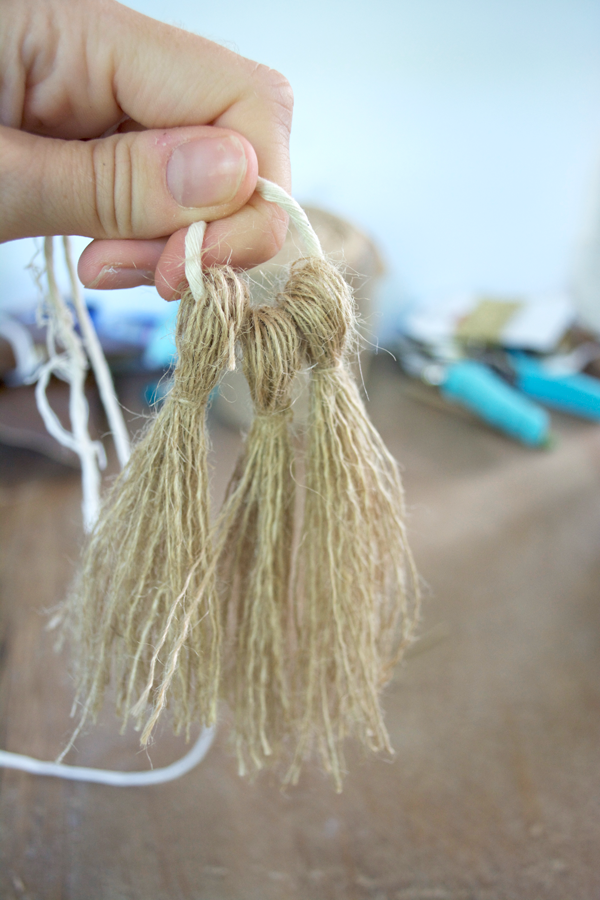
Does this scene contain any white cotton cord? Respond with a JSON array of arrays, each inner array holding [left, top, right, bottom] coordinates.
[[256, 176, 324, 258], [34, 359, 107, 473], [184, 220, 208, 300], [37, 237, 105, 532], [62, 236, 131, 468], [33, 359, 86, 455], [185, 181, 322, 280], [0, 726, 215, 787]]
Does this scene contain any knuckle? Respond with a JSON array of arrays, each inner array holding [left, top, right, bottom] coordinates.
[[251, 65, 294, 130], [90, 137, 135, 238]]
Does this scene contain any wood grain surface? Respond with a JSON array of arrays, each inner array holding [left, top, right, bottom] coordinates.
[[1, 357, 600, 900]]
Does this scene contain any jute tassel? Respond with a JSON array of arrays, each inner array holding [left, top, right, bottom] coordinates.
[[62, 243, 247, 749], [215, 304, 301, 775], [278, 257, 420, 790]]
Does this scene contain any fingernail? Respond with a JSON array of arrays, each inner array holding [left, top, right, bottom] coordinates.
[[167, 136, 247, 208], [86, 266, 155, 289]]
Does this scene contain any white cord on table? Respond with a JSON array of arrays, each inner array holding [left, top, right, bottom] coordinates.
[[0, 727, 215, 786], [0, 314, 41, 385]]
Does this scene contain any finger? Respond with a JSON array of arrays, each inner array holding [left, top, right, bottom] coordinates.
[[20, 0, 293, 266], [80, 193, 288, 300], [78, 239, 166, 290], [83, 1, 293, 191], [109, 10, 294, 260], [0, 124, 258, 242], [106, 4, 294, 269], [153, 197, 289, 300]]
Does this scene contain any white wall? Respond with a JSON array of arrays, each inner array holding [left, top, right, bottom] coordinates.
[[130, 0, 600, 297], [2, 0, 600, 329]]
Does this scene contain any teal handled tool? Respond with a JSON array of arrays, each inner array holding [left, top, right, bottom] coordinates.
[[395, 337, 551, 447], [441, 359, 550, 446], [508, 352, 600, 421]]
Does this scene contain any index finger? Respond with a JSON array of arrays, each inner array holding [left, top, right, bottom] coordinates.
[[108, 3, 292, 266]]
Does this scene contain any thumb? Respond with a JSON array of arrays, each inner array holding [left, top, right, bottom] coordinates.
[[0, 124, 258, 242]]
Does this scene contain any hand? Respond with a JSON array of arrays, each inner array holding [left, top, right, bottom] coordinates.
[[0, 0, 293, 298]]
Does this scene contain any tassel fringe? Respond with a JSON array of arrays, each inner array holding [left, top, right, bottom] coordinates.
[[64, 254, 419, 789]]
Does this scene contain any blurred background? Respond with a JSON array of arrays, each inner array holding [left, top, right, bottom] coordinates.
[[3, 4, 600, 895], [2, 0, 600, 335], [3, 0, 600, 447]]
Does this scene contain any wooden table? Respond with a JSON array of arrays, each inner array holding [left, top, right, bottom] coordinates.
[[1, 356, 599, 899]]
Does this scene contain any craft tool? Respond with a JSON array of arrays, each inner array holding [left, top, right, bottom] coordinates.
[[395, 336, 551, 447]]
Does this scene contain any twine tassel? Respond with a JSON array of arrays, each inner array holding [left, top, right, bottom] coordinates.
[[280, 258, 420, 790], [216, 305, 301, 775], [62, 263, 247, 743]]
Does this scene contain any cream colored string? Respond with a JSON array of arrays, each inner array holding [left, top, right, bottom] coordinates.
[[0, 726, 214, 786], [34, 236, 106, 531], [62, 235, 131, 470], [256, 177, 324, 258]]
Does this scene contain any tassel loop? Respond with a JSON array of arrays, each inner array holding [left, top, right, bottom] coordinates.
[[278, 258, 355, 376], [171, 267, 247, 403], [241, 305, 301, 415]]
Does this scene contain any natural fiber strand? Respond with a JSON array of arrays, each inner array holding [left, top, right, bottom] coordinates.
[[1, 238, 217, 787], [279, 257, 420, 790], [61, 265, 247, 750], [215, 303, 301, 775], [35, 237, 105, 531]]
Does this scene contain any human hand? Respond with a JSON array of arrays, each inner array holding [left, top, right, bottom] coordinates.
[[0, 0, 293, 298]]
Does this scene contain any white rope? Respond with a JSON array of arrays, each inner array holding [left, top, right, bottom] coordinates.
[[0, 179, 312, 786], [256, 176, 324, 258], [184, 219, 208, 300], [0, 727, 215, 786], [63, 236, 131, 468], [36, 237, 106, 531], [0, 314, 41, 385]]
